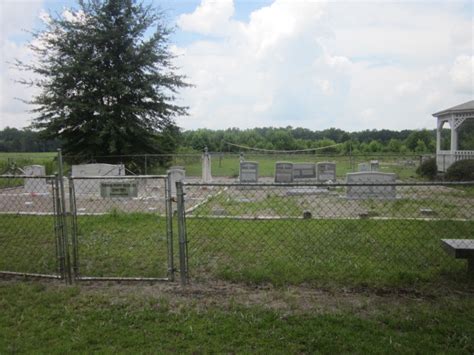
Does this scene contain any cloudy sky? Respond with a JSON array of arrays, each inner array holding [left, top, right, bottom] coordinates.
[[0, 0, 473, 132]]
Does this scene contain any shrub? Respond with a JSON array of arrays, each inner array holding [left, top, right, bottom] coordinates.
[[445, 159, 474, 181], [416, 157, 437, 180]]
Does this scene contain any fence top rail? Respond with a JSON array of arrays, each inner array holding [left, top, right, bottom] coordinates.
[[61, 152, 431, 158], [183, 181, 474, 188], [69, 175, 167, 180], [0, 174, 56, 179]]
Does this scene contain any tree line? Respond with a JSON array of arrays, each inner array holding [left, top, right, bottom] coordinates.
[[1, 125, 440, 154], [180, 127, 438, 154]]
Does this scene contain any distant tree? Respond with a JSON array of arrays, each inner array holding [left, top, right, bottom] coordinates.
[[387, 138, 402, 153], [405, 130, 435, 152], [16, 0, 190, 161]]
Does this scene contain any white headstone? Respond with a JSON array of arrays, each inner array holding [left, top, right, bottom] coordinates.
[[168, 168, 186, 197], [370, 160, 379, 171], [240, 161, 259, 183], [275, 162, 294, 183], [358, 163, 370, 172], [23, 165, 48, 193], [293, 163, 316, 180], [202, 148, 212, 183], [316, 162, 336, 182], [72, 163, 125, 195], [346, 172, 397, 199]]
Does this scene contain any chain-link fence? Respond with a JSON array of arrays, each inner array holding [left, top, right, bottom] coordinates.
[[178, 181, 474, 285], [2, 151, 470, 287]]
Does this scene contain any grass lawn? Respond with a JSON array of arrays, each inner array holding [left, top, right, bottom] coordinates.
[[1, 214, 473, 289], [0, 279, 473, 353]]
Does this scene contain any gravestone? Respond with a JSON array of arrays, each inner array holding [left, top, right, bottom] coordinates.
[[293, 163, 316, 180], [239, 161, 259, 183], [23, 165, 48, 193], [316, 162, 336, 182], [275, 162, 294, 183], [346, 172, 397, 199], [358, 163, 370, 172], [202, 147, 212, 183], [167, 167, 186, 197], [370, 160, 379, 171], [72, 163, 125, 195]]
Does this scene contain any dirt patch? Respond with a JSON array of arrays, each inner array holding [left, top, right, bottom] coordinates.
[[4, 277, 469, 316]]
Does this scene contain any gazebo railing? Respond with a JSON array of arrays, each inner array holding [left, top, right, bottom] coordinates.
[[437, 150, 474, 172]]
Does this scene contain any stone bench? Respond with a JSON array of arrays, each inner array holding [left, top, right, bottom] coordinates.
[[441, 239, 474, 273]]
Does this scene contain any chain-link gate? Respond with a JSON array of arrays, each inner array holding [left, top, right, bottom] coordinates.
[[68, 175, 174, 281], [0, 174, 67, 280]]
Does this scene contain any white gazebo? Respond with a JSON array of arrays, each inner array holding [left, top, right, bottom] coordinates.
[[433, 100, 474, 172]]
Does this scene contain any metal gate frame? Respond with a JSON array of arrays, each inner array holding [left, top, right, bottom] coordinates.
[[0, 174, 66, 281], [67, 175, 175, 282]]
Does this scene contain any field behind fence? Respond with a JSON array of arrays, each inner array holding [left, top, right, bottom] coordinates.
[[0, 151, 425, 180]]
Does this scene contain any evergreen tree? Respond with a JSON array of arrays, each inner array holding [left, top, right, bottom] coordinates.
[[16, 0, 190, 161]]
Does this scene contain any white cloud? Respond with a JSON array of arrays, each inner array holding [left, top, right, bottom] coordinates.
[[174, 0, 473, 132], [450, 55, 474, 94], [0, 0, 45, 129], [177, 0, 234, 36]]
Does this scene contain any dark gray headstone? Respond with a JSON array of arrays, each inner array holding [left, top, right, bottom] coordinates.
[[275, 162, 294, 183], [239, 161, 259, 183], [293, 163, 316, 179], [316, 162, 336, 182]]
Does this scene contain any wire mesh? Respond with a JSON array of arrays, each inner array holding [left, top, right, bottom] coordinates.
[[0, 175, 61, 277], [181, 181, 474, 285], [69, 176, 171, 280]]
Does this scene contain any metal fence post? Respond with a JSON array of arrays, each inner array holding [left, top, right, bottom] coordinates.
[[176, 181, 188, 286], [165, 173, 175, 281], [53, 174, 66, 278], [57, 149, 72, 284], [68, 177, 79, 280]]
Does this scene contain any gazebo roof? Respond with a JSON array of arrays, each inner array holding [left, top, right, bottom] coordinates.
[[433, 100, 474, 117]]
